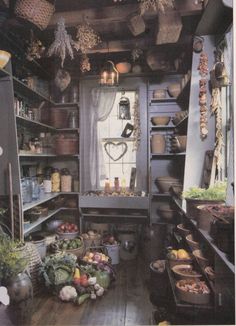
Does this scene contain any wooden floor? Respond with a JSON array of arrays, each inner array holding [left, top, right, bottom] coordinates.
[[1, 226, 167, 326], [30, 257, 153, 326]]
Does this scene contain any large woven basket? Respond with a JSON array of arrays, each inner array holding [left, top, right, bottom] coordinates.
[[14, 0, 55, 30]]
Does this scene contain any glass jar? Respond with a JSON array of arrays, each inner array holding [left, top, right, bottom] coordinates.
[[31, 177, 40, 200], [21, 178, 32, 204], [114, 177, 120, 192], [68, 111, 78, 129], [29, 137, 42, 154], [61, 168, 72, 192], [51, 168, 60, 192], [104, 178, 111, 193], [43, 175, 52, 193]]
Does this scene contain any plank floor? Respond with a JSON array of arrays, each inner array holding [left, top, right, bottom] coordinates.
[[30, 257, 153, 326]]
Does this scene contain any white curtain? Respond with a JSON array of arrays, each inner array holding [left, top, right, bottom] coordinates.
[[89, 87, 117, 189]]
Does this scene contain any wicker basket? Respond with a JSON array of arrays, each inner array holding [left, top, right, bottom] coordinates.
[[14, 0, 55, 31]]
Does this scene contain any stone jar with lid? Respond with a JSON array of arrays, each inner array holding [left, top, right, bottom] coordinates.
[[61, 168, 72, 192]]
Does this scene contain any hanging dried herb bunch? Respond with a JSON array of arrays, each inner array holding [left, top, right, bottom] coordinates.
[[47, 17, 74, 67], [211, 88, 224, 171], [80, 54, 91, 73], [133, 93, 141, 151], [73, 22, 101, 54], [138, 0, 174, 15]]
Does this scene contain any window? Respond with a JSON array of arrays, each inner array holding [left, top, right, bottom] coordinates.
[[98, 91, 137, 188]]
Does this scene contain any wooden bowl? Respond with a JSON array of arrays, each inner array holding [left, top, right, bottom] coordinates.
[[176, 279, 211, 305], [176, 224, 191, 237], [157, 207, 175, 221], [171, 264, 202, 280], [193, 250, 209, 268], [56, 230, 79, 240], [204, 266, 215, 281], [0, 50, 11, 69], [151, 116, 171, 126], [186, 234, 200, 251], [167, 83, 181, 98]]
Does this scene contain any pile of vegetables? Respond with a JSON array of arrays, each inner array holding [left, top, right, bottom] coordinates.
[[40, 250, 116, 306], [51, 237, 83, 251], [183, 182, 227, 201]]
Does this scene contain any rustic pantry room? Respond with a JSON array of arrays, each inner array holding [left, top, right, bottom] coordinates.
[[0, 0, 234, 325]]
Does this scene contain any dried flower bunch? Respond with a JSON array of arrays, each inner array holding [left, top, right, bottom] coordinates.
[[133, 93, 141, 151], [80, 54, 91, 73], [211, 88, 223, 170], [47, 17, 74, 67], [73, 23, 101, 54], [138, 0, 174, 15]]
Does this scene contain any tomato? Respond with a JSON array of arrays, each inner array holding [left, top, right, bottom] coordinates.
[[80, 274, 88, 287]]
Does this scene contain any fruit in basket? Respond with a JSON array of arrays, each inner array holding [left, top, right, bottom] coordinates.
[[177, 249, 190, 259], [57, 238, 82, 251], [57, 222, 78, 233], [82, 251, 109, 263]]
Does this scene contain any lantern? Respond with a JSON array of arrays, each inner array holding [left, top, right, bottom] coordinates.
[[118, 95, 131, 120], [100, 60, 119, 86]]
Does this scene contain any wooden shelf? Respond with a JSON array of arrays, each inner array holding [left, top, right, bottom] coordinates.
[[53, 102, 79, 108], [24, 208, 61, 235], [150, 98, 177, 105], [23, 193, 60, 212], [19, 153, 80, 158], [171, 195, 234, 274], [166, 262, 214, 312], [152, 192, 171, 198], [151, 153, 186, 158], [16, 115, 56, 131], [13, 76, 52, 104], [151, 125, 175, 131]]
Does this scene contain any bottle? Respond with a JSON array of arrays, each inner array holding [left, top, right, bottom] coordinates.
[[121, 177, 126, 193], [68, 111, 78, 128], [104, 178, 111, 193], [43, 175, 52, 193], [31, 177, 40, 200], [61, 168, 72, 192], [21, 178, 32, 204], [114, 177, 120, 192], [51, 168, 60, 192]]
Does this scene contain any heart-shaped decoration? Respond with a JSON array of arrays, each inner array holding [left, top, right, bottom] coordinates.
[[54, 69, 71, 92], [104, 141, 128, 162]]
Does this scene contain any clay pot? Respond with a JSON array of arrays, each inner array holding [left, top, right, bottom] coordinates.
[[116, 62, 131, 74], [151, 134, 166, 154], [171, 135, 187, 152], [167, 83, 181, 98], [151, 116, 170, 126]]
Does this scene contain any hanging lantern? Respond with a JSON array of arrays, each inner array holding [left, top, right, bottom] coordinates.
[[118, 94, 131, 120], [100, 60, 119, 86]]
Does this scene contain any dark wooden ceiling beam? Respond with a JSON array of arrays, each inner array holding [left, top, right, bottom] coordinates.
[[48, 1, 202, 28], [85, 35, 192, 54]]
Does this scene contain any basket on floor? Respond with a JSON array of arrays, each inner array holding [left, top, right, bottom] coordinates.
[[14, 0, 55, 30], [24, 242, 43, 295]]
